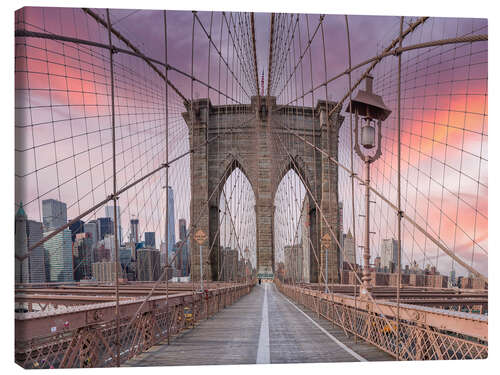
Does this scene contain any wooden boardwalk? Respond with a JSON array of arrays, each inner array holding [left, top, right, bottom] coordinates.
[[125, 283, 393, 367]]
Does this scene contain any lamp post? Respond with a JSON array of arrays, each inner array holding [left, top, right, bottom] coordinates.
[[345, 75, 391, 298]]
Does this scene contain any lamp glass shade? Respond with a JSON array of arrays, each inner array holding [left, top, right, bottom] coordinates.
[[361, 122, 376, 149]]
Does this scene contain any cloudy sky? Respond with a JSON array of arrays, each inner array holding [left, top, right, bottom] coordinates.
[[15, 7, 487, 276]]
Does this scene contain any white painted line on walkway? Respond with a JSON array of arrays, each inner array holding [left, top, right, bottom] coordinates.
[[256, 284, 271, 364], [279, 289, 367, 362]]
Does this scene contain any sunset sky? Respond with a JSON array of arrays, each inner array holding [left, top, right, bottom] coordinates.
[[14, 7, 487, 277]]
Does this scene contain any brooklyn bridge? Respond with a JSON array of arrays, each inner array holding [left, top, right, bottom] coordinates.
[[14, 7, 487, 368]]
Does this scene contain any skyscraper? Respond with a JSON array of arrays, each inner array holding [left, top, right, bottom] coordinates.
[[15, 203, 29, 283], [103, 234, 117, 261], [174, 218, 189, 276], [338, 202, 344, 270], [68, 219, 85, 243], [381, 238, 398, 271], [160, 241, 167, 266], [137, 248, 161, 281], [105, 205, 122, 245], [174, 241, 189, 276], [221, 247, 238, 282], [144, 232, 156, 248], [179, 218, 187, 241], [167, 186, 176, 259], [92, 261, 122, 282], [42, 199, 67, 230], [119, 246, 132, 268], [44, 228, 73, 282], [27, 219, 46, 283], [74, 232, 93, 281], [343, 228, 356, 265], [93, 244, 111, 263], [450, 269, 456, 286], [284, 244, 303, 283], [84, 221, 99, 250], [300, 198, 310, 283], [130, 218, 139, 243], [338, 201, 343, 246], [97, 217, 113, 240]]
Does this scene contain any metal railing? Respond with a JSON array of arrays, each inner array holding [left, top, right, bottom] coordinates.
[[275, 280, 487, 360], [15, 282, 254, 369]]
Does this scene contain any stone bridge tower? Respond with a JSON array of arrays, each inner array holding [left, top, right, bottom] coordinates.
[[182, 96, 344, 283]]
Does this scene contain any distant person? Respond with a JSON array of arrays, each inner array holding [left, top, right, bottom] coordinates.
[[258, 278, 261, 285]]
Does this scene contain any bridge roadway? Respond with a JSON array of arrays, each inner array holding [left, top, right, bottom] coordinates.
[[125, 283, 392, 366]]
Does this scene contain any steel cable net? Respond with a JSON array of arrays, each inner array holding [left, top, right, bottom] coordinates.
[[268, 13, 487, 283], [15, 8, 258, 285], [365, 18, 488, 279], [15, 7, 260, 370], [14, 7, 488, 368]]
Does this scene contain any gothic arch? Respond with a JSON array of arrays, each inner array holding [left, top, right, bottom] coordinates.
[[184, 96, 343, 282], [216, 152, 257, 203], [272, 154, 315, 205]]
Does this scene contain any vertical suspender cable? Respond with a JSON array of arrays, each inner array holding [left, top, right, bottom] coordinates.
[[106, 8, 121, 368], [396, 15, 404, 361], [345, 14, 358, 342], [207, 12, 213, 288], [190, 10, 196, 316], [305, 14, 319, 284], [163, 9, 170, 346], [217, 14, 223, 280], [267, 13, 275, 98], [320, 17, 331, 293]]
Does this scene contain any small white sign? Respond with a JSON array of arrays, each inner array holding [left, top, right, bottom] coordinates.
[[50, 326, 57, 333]]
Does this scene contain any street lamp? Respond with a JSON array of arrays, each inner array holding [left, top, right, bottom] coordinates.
[[345, 75, 391, 297]]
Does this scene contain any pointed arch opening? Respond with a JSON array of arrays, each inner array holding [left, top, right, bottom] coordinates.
[[217, 166, 256, 281], [273, 169, 309, 283]]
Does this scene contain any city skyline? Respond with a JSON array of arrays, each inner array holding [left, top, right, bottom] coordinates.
[[15, 194, 479, 284], [12, 6, 489, 370], [15, 194, 194, 283], [15, 8, 487, 278]]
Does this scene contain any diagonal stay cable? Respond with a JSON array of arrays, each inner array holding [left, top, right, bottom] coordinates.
[[277, 116, 487, 283], [19, 134, 220, 259], [278, 17, 429, 108], [123, 147, 253, 330], [274, 14, 324, 101], [272, 123, 402, 330], [82, 8, 189, 103], [15, 29, 245, 106], [196, 12, 251, 100]]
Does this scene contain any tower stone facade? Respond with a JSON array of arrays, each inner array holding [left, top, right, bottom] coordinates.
[[183, 96, 343, 282]]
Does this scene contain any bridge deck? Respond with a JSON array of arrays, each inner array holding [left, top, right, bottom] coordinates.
[[125, 283, 393, 366]]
